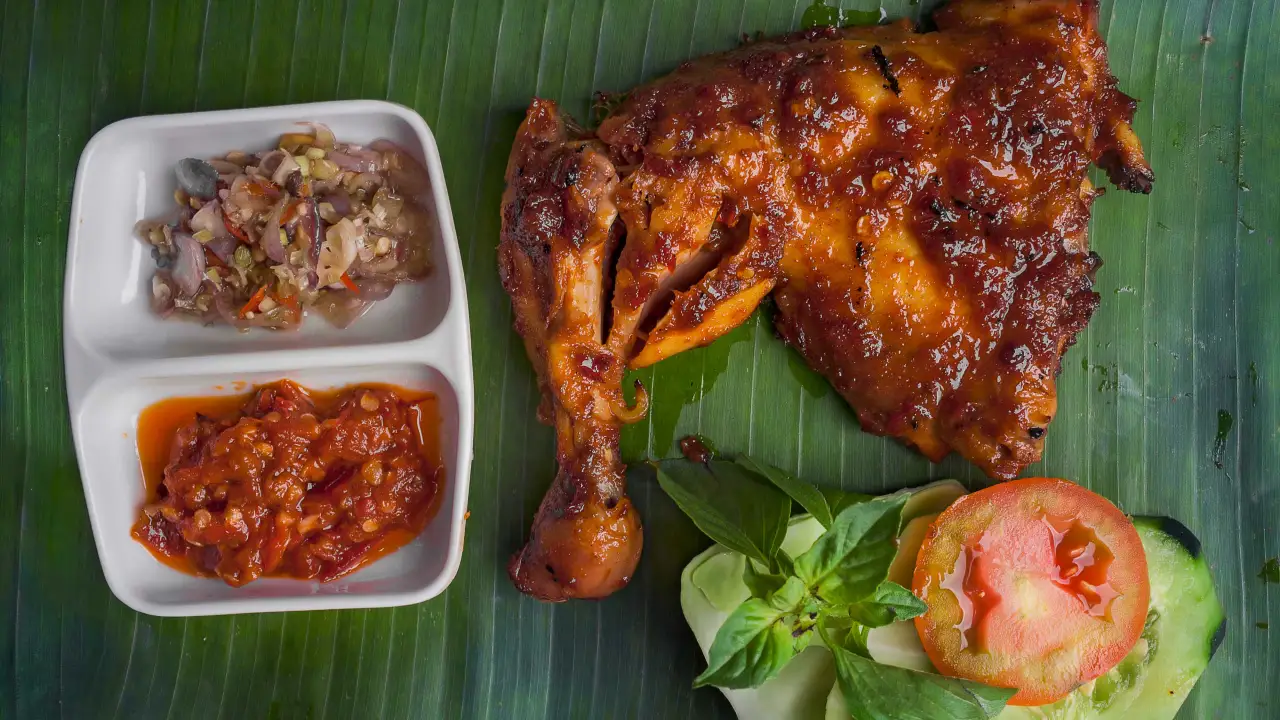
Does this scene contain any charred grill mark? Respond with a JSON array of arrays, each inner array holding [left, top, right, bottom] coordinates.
[[870, 45, 901, 95]]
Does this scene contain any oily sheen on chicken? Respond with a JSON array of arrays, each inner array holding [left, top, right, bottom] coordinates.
[[498, 0, 1151, 601]]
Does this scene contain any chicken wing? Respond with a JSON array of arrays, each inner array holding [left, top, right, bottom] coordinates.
[[499, 0, 1150, 600]]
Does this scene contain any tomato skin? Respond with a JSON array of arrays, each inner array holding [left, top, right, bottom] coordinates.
[[912, 478, 1149, 706]]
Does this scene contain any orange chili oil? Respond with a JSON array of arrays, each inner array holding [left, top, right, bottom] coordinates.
[[132, 380, 444, 587]]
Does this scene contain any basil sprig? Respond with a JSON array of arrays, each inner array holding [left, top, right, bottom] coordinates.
[[653, 454, 1015, 720]]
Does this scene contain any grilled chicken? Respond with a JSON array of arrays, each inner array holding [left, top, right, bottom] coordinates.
[[499, 0, 1150, 601]]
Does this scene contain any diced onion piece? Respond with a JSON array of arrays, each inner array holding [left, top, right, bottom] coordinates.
[[272, 153, 300, 186], [304, 122, 336, 149], [317, 218, 362, 287]]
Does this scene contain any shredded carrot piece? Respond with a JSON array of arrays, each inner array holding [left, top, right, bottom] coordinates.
[[240, 285, 268, 317], [340, 273, 360, 294]]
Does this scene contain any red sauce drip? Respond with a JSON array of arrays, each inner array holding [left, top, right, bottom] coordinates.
[[1042, 514, 1119, 619], [938, 531, 998, 651]]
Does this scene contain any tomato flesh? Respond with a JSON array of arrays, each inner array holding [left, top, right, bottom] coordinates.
[[912, 478, 1149, 706]]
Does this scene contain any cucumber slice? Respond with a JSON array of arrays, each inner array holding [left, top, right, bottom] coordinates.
[[682, 482, 1223, 720]]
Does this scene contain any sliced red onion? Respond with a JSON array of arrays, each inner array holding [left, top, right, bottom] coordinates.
[[327, 149, 380, 173], [261, 198, 289, 264], [318, 190, 352, 216], [258, 150, 286, 177], [372, 140, 431, 196], [171, 232, 206, 297], [297, 198, 320, 264], [206, 235, 239, 264], [189, 201, 231, 239], [369, 139, 410, 156]]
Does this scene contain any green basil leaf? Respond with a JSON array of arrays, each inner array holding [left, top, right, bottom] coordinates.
[[845, 580, 929, 628], [735, 455, 870, 528], [654, 459, 791, 571], [829, 643, 1016, 720], [742, 558, 787, 600], [767, 575, 808, 612], [793, 495, 906, 604], [694, 577, 811, 689], [824, 486, 873, 521], [817, 612, 871, 658]]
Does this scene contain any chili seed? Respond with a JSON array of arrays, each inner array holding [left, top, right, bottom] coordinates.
[[193, 509, 212, 529], [361, 460, 384, 486], [360, 393, 380, 411]]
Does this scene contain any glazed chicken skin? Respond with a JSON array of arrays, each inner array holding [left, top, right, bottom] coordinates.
[[499, 0, 1150, 601]]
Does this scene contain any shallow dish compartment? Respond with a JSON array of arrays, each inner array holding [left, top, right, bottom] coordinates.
[[65, 100, 453, 362], [64, 101, 473, 617], [75, 362, 469, 616]]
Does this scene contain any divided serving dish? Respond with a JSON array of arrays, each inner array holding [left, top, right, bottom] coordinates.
[[63, 100, 474, 617]]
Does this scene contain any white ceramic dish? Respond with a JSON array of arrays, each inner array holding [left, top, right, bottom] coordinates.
[[63, 100, 473, 617]]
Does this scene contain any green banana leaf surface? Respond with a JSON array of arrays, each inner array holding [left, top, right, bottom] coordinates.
[[1, 0, 1276, 717]]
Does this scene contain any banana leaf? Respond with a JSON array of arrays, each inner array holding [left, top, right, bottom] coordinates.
[[0, 0, 1274, 717]]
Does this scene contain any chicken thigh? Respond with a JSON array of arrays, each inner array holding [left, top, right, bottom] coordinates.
[[499, 0, 1150, 601]]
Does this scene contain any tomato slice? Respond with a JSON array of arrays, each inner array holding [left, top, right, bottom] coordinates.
[[912, 478, 1149, 706]]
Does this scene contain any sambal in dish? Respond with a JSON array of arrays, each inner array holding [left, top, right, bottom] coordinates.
[[132, 380, 444, 586]]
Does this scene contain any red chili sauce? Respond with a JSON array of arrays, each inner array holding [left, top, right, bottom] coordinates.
[[132, 380, 444, 586]]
